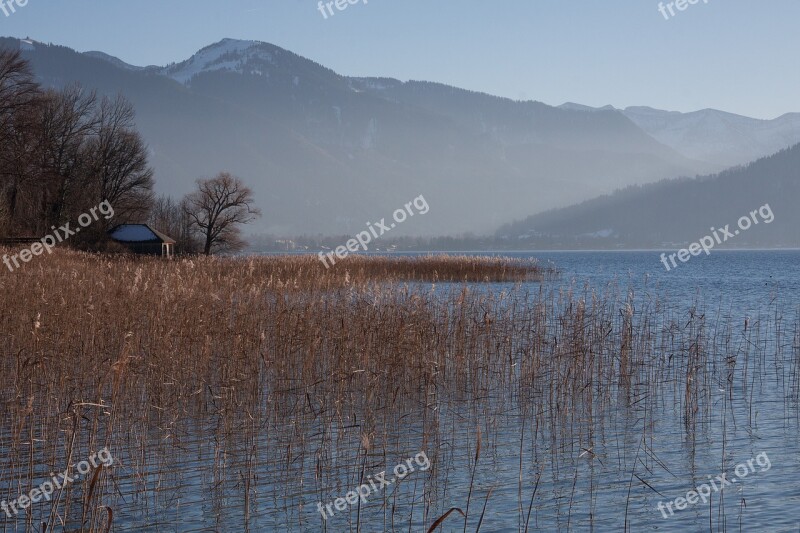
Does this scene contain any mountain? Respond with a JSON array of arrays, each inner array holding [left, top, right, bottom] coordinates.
[[497, 144, 800, 249], [4, 37, 714, 235], [559, 103, 800, 169], [83, 51, 144, 71], [559, 102, 616, 113]]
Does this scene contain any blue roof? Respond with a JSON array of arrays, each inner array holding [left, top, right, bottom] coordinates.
[[109, 224, 176, 244]]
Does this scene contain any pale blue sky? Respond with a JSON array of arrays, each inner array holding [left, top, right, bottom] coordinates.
[[2, 0, 798, 118]]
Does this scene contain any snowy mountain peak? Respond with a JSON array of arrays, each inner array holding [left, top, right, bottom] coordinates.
[[199, 38, 266, 54], [14, 37, 44, 52], [163, 38, 282, 84], [621, 106, 800, 167]]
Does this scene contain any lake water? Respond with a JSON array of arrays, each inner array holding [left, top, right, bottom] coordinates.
[[6, 250, 799, 532], [142, 251, 799, 532], [360, 249, 800, 532]]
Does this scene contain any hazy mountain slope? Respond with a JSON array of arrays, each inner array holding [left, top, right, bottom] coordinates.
[[165, 44, 708, 228], [83, 51, 144, 71], [498, 144, 800, 248], [355, 80, 688, 157], [350, 79, 715, 195], [558, 103, 800, 169], [4, 37, 716, 235], [10, 39, 407, 235], [623, 106, 800, 169]]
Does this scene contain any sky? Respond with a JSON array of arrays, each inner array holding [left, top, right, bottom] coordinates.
[[2, 0, 798, 119]]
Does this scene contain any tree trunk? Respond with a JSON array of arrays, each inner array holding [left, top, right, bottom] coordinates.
[[204, 231, 212, 255]]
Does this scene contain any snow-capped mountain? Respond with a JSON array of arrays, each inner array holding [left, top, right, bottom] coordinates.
[[558, 103, 800, 168], [622, 106, 800, 168], [5, 36, 774, 235], [160, 38, 281, 84]]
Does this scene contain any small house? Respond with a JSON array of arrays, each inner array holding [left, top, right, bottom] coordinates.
[[109, 224, 176, 257]]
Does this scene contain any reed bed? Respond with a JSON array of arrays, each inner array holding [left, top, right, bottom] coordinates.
[[314, 254, 553, 283], [0, 250, 795, 532]]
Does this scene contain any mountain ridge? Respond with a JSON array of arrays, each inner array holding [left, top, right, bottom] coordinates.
[[5, 36, 789, 236], [558, 102, 800, 168], [497, 143, 800, 248]]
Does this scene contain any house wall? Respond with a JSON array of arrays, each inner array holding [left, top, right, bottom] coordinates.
[[120, 242, 167, 256]]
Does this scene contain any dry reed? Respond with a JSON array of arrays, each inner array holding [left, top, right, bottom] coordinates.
[[0, 249, 794, 531]]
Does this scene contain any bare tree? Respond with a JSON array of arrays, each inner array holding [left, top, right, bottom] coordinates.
[[36, 85, 98, 229], [83, 95, 154, 227], [0, 99, 41, 234], [0, 53, 156, 241], [183, 173, 261, 255], [0, 49, 38, 133], [150, 194, 198, 254], [0, 49, 40, 235]]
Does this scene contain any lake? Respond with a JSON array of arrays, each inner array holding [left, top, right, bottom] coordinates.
[[3, 250, 798, 532]]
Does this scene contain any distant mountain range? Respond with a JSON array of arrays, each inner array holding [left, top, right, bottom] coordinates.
[[5, 36, 799, 238], [497, 144, 800, 249], [560, 103, 800, 169]]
